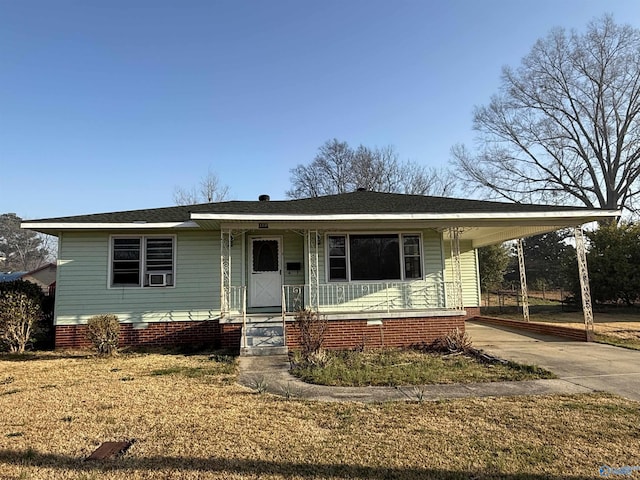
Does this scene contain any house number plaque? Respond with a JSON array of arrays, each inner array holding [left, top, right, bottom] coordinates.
[[258, 223, 269, 229]]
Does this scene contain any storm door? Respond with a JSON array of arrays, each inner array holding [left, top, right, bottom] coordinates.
[[250, 237, 282, 307]]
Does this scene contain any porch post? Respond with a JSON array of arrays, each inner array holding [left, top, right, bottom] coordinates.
[[220, 229, 232, 316], [449, 227, 464, 310], [516, 239, 530, 322], [307, 230, 319, 311], [574, 226, 594, 341]]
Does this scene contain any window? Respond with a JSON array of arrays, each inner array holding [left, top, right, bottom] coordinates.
[[327, 233, 422, 282], [112, 238, 141, 286], [111, 236, 175, 288], [328, 236, 347, 281]]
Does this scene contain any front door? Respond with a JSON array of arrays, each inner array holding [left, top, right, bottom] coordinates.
[[250, 237, 282, 308]]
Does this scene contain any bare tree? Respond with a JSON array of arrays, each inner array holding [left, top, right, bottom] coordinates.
[[288, 139, 455, 198], [173, 169, 230, 205], [451, 15, 640, 217], [0, 213, 53, 272]]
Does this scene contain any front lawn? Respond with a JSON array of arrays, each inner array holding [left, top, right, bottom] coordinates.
[[289, 348, 555, 386], [1, 351, 638, 479]]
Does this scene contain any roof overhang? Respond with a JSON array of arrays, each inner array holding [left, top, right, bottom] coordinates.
[[22, 209, 620, 247], [20, 221, 200, 236], [191, 210, 620, 247]]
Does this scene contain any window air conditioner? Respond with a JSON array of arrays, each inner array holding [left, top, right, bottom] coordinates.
[[148, 273, 168, 287]]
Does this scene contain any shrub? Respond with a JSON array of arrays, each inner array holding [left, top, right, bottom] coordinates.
[[86, 314, 120, 356], [0, 279, 45, 303], [0, 291, 42, 353], [294, 308, 327, 358], [426, 328, 474, 354], [0, 279, 54, 350]]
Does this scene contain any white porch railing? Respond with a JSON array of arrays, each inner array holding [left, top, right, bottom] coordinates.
[[283, 281, 455, 314], [223, 286, 247, 347], [224, 285, 247, 315]]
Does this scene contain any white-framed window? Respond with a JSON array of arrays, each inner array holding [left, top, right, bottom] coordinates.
[[110, 236, 175, 288], [326, 233, 422, 282]]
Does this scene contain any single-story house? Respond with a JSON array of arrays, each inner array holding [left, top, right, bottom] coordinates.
[[22, 190, 618, 353]]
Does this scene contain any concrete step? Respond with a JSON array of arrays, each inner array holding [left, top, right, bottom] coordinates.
[[241, 321, 287, 356], [245, 325, 283, 336], [245, 335, 285, 347], [240, 346, 289, 357]]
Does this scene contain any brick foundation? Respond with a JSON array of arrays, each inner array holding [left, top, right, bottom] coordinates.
[[286, 314, 467, 350], [470, 316, 589, 341], [55, 320, 241, 350], [55, 308, 480, 351]]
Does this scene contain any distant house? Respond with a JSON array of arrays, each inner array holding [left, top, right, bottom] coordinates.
[[0, 263, 57, 295], [21, 263, 57, 295], [22, 190, 618, 353]]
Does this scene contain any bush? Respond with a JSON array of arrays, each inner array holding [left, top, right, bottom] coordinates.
[[86, 314, 120, 356], [426, 328, 474, 354], [294, 308, 327, 358], [0, 291, 42, 353], [0, 279, 54, 349], [0, 279, 45, 303]]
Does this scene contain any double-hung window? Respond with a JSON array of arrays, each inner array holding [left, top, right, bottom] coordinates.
[[327, 233, 422, 282], [111, 236, 175, 288]]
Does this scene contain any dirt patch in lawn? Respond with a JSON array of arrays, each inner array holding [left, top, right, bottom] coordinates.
[[2, 350, 639, 479]]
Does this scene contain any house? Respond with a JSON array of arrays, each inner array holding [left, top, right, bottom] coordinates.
[[20, 263, 57, 295], [21, 190, 618, 353], [0, 263, 57, 295]]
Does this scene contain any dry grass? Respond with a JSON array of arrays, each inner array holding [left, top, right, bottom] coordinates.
[[290, 349, 555, 386], [1, 351, 640, 479], [523, 310, 640, 349]]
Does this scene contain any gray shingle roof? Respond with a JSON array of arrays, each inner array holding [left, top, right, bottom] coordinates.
[[25, 190, 608, 224]]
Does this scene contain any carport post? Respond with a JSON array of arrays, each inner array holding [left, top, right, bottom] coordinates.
[[516, 239, 530, 322], [574, 226, 594, 341]]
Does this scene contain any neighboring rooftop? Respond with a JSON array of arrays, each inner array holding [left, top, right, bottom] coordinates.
[[0, 272, 27, 282]]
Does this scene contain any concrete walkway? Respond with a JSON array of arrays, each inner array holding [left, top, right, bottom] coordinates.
[[237, 319, 640, 402], [237, 354, 592, 402]]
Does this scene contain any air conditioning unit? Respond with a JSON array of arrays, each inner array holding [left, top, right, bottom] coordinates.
[[147, 273, 168, 287]]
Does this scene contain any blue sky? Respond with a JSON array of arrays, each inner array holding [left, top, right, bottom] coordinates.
[[2, 0, 639, 220]]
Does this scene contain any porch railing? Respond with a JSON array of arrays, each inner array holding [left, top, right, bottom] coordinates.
[[283, 280, 454, 315], [223, 286, 247, 347]]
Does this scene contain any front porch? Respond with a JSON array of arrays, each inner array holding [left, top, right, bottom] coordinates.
[[222, 280, 469, 355]]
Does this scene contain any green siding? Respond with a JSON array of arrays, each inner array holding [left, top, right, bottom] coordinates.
[[282, 231, 305, 286], [56, 230, 220, 325], [444, 239, 481, 307]]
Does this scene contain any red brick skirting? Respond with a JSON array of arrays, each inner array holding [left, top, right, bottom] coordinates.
[[470, 316, 589, 341], [55, 308, 480, 351], [286, 315, 467, 350], [55, 320, 241, 350]]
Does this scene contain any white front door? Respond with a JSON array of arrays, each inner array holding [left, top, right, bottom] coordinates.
[[250, 237, 282, 308]]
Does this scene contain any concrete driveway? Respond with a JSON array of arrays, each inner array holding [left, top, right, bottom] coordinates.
[[467, 321, 640, 402]]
